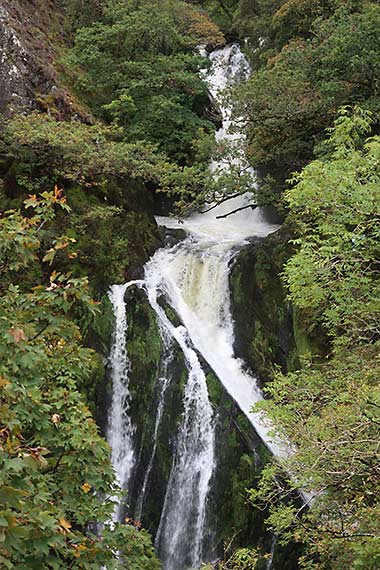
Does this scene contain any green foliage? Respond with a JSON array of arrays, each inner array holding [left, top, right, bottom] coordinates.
[[0, 191, 161, 569], [66, 0, 224, 162], [235, 1, 380, 198], [250, 109, 380, 568], [284, 107, 380, 344], [271, 0, 339, 46], [201, 546, 260, 569], [57, 0, 106, 31], [0, 113, 174, 191]]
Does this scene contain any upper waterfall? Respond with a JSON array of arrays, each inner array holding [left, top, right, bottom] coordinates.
[[154, 44, 285, 458]]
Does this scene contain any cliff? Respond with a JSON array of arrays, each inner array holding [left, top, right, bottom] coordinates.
[[0, 0, 89, 117]]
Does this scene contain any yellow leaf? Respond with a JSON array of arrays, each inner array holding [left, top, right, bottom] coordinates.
[[59, 518, 72, 532], [81, 483, 92, 494], [0, 377, 10, 388]]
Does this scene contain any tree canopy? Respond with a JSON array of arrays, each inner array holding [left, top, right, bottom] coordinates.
[[251, 108, 380, 569]]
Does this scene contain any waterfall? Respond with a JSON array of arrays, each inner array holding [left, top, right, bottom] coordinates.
[[143, 269, 215, 570], [153, 44, 287, 459], [266, 535, 277, 570], [106, 44, 295, 569], [107, 284, 135, 522]]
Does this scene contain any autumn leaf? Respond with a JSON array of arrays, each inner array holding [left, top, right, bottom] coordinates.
[[58, 518, 72, 533], [8, 328, 27, 343], [53, 185, 65, 202], [73, 544, 88, 558], [0, 376, 11, 388], [81, 483, 92, 493]]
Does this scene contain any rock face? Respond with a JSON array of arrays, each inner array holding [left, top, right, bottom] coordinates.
[[0, 0, 87, 117], [230, 226, 327, 383], [0, 3, 35, 111]]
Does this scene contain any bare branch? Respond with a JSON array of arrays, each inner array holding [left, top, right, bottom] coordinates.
[[201, 192, 242, 214], [216, 203, 264, 219]]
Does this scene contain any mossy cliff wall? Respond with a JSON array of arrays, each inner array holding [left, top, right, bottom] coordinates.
[[121, 287, 277, 556], [230, 226, 324, 383]]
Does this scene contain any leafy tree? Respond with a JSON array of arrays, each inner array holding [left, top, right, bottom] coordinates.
[[0, 113, 175, 192], [235, 1, 380, 199], [66, 0, 224, 163], [0, 189, 161, 569], [250, 108, 380, 569], [57, 0, 105, 31]]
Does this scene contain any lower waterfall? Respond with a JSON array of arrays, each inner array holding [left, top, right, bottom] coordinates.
[[144, 266, 216, 570]]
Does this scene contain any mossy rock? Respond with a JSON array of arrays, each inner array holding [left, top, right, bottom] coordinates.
[[230, 226, 327, 383]]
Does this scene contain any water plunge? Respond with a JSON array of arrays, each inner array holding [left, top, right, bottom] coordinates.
[[107, 44, 286, 568], [107, 284, 135, 523]]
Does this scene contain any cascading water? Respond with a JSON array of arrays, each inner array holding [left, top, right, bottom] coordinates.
[[107, 44, 292, 569], [152, 44, 287, 460], [107, 284, 135, 522], [143, 271, 215, 570]]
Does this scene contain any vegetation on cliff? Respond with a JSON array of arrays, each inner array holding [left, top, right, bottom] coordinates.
[[0, 190, 160, 569], [194, 2, 380, 568], [251, 109, 380, 569]]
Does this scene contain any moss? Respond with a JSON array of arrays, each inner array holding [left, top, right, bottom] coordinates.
[[230, 226, 328, 383], [121, 287, 189, 534]]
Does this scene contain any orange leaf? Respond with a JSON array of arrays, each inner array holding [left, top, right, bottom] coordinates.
[[8, 328, 27, 343], [59, 518, 72, 532]]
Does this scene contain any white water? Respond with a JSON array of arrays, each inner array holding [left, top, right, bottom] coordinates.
[[107, 44, 298, 569], [107, 284, 135, 522], [143, 272, 215, 570], [153, 44, 287, 459]]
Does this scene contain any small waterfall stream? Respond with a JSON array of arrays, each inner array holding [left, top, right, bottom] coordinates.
[[107, 284, 135, 522], [107, 44, 289, 568]]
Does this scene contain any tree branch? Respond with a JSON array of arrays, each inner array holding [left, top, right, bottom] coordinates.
[[201, 192, 242, 213], [216, 203, 263, 219]]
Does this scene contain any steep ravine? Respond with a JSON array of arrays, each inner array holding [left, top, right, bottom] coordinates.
[[103, 45, 305, 569]]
